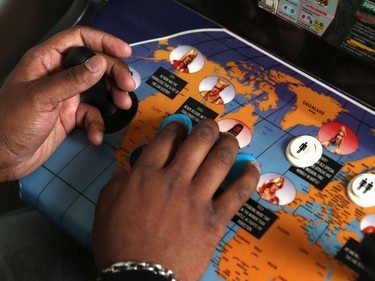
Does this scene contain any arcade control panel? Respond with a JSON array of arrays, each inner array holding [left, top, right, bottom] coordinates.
[[20, 18, 375, 281]]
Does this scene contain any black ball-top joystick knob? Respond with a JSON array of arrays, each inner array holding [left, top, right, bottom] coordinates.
[[64, 46, 138, 133]]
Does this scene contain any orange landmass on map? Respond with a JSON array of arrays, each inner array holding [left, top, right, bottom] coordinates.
[[219, 215, 356, 281], [333, 156, 375, 244], [281, 84, 347, 130], [227, 62, 347, 131], [254, 70, 303, 112], [218, 154, 375, 281], [145, 48, 173, 62], [340, 155, 375, 180]]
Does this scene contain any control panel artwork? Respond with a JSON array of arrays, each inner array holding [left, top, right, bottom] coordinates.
[[20, 28, 375, 281]]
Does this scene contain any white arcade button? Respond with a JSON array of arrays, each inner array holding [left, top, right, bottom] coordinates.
[[286, 135, 323, 168], [347, 173, 375, 208]]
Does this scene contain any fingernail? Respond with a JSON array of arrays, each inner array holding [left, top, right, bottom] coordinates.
[[129, 75, 136, 89], [84, 55, 102, 73], [98, 131, 104, 143], [250, 160, 261, 174]]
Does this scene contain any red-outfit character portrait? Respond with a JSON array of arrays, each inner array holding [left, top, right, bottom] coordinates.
[[318, 121, 359, 155], [218, 119, 252, 148], [362, 225, 375, 235], [257, 176, 285, 205], [200, 78, 229, 105], [171, 48, 198, 73]]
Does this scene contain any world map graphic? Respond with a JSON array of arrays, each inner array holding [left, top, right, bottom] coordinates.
[[20, 29, 375, 281]]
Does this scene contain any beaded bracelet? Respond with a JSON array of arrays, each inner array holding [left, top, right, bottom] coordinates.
[[97, 261, 178, 281]]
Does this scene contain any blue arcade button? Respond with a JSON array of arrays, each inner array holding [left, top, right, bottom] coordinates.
[[159, 113, 193, 132], [226, 153, 257, 184]]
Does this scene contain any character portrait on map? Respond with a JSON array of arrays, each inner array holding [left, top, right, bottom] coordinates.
[[200, 78, 228, 105], [199, 77, 235, 105], [171, 48, 197, 73], [320, 126, 346, 154], [362, 225, 375, 235], [257, 173, 296, 205], [257, 176, 284, 205], [169, 45, 204, 73], [361, 214, 375, 236], [218, 119, 252, 148], [318, 121, 359, 155], [227, 124, 243, 137]]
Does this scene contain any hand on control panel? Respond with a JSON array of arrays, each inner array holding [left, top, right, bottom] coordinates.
[[64, 46, 138, 134], [0, 26, 136, 181], [93, 115, 261, 281]]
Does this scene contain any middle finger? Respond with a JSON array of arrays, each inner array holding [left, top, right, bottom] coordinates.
[[167, 119, 220, 179]]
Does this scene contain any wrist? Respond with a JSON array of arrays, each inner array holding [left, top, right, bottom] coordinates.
[[97, 261, 178, 281], [0, 154, 30, 182], [0, 137, 41, 181], [0, 134, 23, 181], [0, 154, 17, 182]]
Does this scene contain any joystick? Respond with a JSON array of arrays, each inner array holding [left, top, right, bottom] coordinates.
[[64, 46, 138, 133]]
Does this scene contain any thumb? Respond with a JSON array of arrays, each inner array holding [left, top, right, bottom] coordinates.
[[33, 55, 106, 106]]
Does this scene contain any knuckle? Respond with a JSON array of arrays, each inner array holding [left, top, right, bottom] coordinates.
[[23, 44, 46, 59], [234, 182, 253, 204], [219, 132, 240, 151], [27, 84, 55, 109], [214, 146, 236, 167], [207, 212, 227, 237], [233, 168, 260, 203], [23, 46, 39, 60], [158, 121, 186, 140], [134, 163, 155, 176], [194, 120, 218, 142], [242, 163, 261, 185], [65, 67, 88, 88], [166, 170, 185, 191]]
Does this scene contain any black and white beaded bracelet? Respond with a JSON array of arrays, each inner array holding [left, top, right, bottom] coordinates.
[[97, 261, 178, 281]]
